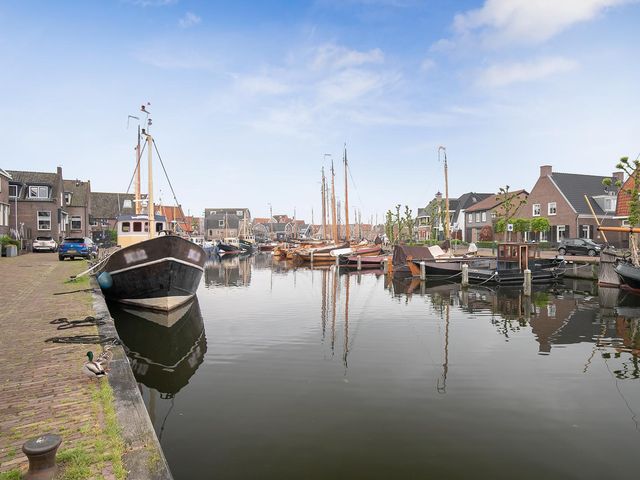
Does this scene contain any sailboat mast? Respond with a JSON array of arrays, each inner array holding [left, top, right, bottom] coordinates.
[[344, 144, 350, 242], [146, 132, 154, 239], [135, 125, 141, 215], [321, 168, 327, 240], [439, 146, 451, 241], [331, 161, 338, 241]]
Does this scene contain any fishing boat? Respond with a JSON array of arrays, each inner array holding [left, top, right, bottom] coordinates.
[[614, 260, 640, 290], [99, 106, 205, 311]]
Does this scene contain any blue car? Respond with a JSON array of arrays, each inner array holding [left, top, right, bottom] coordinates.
[[58, 237, 98, 261]]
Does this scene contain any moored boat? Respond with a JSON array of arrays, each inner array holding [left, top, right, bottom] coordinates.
[[614, 260, 640, 290]]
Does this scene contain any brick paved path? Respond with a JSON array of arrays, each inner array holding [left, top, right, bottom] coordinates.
[[0, 252, 117, 477]]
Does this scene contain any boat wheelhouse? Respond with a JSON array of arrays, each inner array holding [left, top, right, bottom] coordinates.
[[116, 214, 167, 248]]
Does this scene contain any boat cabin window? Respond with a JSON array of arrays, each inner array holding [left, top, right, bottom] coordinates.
[[144, 222, 149, 232], [133, 222, 142, 232], [121, 222, 130, 233], [156, 222, 164, 233]]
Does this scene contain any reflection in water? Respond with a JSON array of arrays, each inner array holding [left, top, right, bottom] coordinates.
[[111, 256, 640, 479]]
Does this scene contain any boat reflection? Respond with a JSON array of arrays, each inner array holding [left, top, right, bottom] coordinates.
[[204, 254, 252, 287], [111, 298, 207, 395]]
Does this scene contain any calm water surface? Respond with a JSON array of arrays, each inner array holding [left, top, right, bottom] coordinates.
[[111, 254, 640, 479]]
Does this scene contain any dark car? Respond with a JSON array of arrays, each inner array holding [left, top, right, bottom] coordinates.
[[58, 237, 98, 261], [557, 238, 602, 257]]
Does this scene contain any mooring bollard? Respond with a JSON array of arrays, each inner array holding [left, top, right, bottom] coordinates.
[[357, 255, 362, 271], [420, 261, 426, 280], [383, 258, 389, 274], [310, 250, 314, 265], [523, 269, 532, 296], [22, 433, 62, 480], [462, 263, 469, 287]]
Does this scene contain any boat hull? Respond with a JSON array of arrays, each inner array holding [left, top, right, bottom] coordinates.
[[102, 235, 205, 311], [615, 261, 640, 290]]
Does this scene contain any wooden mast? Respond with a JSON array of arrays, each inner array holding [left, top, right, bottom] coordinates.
[[146, 131, 154, 240], [344, 144, 350, 242], [135, 125, 141, 215], [321, 168, 327, 240], [439, 146, 451, 241], [331, 160, 338, 242]]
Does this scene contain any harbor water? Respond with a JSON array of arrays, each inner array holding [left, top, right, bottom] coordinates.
[[110, 253, 640, 479]]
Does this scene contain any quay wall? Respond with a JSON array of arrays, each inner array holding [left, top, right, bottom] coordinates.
[[563, 260, 599, 281], [92, 279, 174, 480]]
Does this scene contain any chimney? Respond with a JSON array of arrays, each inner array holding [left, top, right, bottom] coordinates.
[[540, 165, 552, 177], [57, 166, 63, 178], [612, 171, 624, 184]]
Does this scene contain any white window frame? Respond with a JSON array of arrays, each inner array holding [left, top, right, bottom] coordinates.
[[582, 225, 590, 239], [468, 213, 473, 222], [236, 210, 243, 217], [475, 213, 480, 222], [0, 204, 7, 226], [9, 184, 18, 198], [29, 185, 49, 199], [548, 202, 557, 216], [481, 212, 486, 222], [557, 225, 566, 242], [218, 220, 224, 227], [533, 204, 541, 217], [37, 210, 51, 231], [64, 192, 72, 204], [71, 215, 82, 230], [540, 230, 548, 242]]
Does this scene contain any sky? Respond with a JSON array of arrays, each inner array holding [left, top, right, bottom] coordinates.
[[1, 0, 638, 223]]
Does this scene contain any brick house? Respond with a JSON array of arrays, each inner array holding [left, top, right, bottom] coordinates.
[[7, 168, 67, 247], [0, 168, 11, 236], [204, 208, 251, 240], [63, 179, 92, 237], [521, 165, 623, 245], [156, 204, 193, 234], [465, 189, 528, 242], [89, 192, 135, 242]]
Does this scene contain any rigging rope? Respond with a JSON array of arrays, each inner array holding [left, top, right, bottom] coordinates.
[[125, 141, 147, 195], [152, 139, 182, 211]]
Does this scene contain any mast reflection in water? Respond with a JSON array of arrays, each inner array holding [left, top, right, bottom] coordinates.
[[111, 254, 640, 479]]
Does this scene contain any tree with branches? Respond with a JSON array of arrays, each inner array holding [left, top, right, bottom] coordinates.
[[494, 185, 527, 240]]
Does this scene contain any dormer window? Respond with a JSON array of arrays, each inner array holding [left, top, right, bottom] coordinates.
[[28, 186, 49, 199], [9, 184, 19, 198], [64, 192, 72, 204]]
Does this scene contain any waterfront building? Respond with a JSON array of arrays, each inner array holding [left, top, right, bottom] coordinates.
[[417, 191, 492, 241], [465, 190, 528, 242], [89, 191, 135, 242], [0, 168, 11, 236], [521, 165, 623, 246], [63, 179, 92, 238]]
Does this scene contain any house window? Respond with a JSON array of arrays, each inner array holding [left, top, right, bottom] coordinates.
[[491, 212, 496, 220], [468, 213, 473, 222], [121, 222, 130, 232], [133, 222, 142, 232], [37, 211, 51, 230], [71, 215, 82, 230], [237, 210, 243, 217], [582, 225, 590, 239], [548, 202, 557, 215], [481, 212, 486, 222], [533, 204, 541, 216], [0, 204, 8, 226], [540, 230, 548, 242], [211, 211, 216, 215], [28, 186, 49, 199], [604, 198, 616, 212], [218, 220, 224, 227], [475, 213, 481, 222], [9, 185, 19, 198], [557, 225, 566, 242], [64, 193, 72, 204]]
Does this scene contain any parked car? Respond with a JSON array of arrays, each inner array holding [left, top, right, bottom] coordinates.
[[557, 238, 602, 256], [32, 236, 57, 253], [58, 237, 98, 261]]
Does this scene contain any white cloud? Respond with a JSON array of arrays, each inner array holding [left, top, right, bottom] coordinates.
[[453, 0, 634, 46], [420, 58, 436, 72], [317, 69, 395, 103], [179, 12, 201, 28], [312, 44, 384, 70], [477, 56, 578, 88]]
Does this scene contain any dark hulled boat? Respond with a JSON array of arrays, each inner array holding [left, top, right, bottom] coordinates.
[[614, 261, 640, 290], [101, 233, 205, 311]]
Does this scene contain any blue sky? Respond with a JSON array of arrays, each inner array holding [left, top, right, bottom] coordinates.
[[1, 0, 638, 223]]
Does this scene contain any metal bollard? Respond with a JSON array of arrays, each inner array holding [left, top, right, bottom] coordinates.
[[523, 269, 532, 296], [22, 433, 62, 480], [357, 255, 362, 271], [420, 261, 426, 280], [462, 263, 469, 287]]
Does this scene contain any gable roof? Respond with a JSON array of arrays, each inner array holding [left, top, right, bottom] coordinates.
[[550, 172, 617, 215], [617, 174, 635, 217], [456, 192, 493, 211], [90, 192, 135, 219], [0, 168, 11, 179], [63, 179, 90, 207], [7, 170, 61, 200], [465, 189, 528, 213]]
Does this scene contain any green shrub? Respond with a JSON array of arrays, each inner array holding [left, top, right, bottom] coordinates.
[[0, 235, 19, 247]]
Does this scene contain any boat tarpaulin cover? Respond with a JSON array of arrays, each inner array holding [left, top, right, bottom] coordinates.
[[392, 245, 435, 267]]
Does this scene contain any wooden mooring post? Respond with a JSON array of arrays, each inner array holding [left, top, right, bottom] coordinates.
[[357, 255, 362, 271], [462, 263, 469, 287], [419, 261, 426, 280], [523, 269, 532, 296]]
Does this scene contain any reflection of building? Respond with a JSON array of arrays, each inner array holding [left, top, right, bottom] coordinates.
[[204, 255, 252, 287]]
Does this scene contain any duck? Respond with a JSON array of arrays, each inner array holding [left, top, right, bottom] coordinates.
[[82, 351, 107, 379]]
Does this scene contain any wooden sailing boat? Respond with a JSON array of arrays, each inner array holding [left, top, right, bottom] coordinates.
[[100, 106, 206, 312]]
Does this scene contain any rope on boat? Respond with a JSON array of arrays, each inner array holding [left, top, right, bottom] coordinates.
[[70, 248, 118, 280], [475, 272, 498, 285]]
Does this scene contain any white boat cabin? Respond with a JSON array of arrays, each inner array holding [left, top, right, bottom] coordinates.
[[117, 214, 167, 248]]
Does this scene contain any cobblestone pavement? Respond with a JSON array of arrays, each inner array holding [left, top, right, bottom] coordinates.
[[0, 252, 117, 478]]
